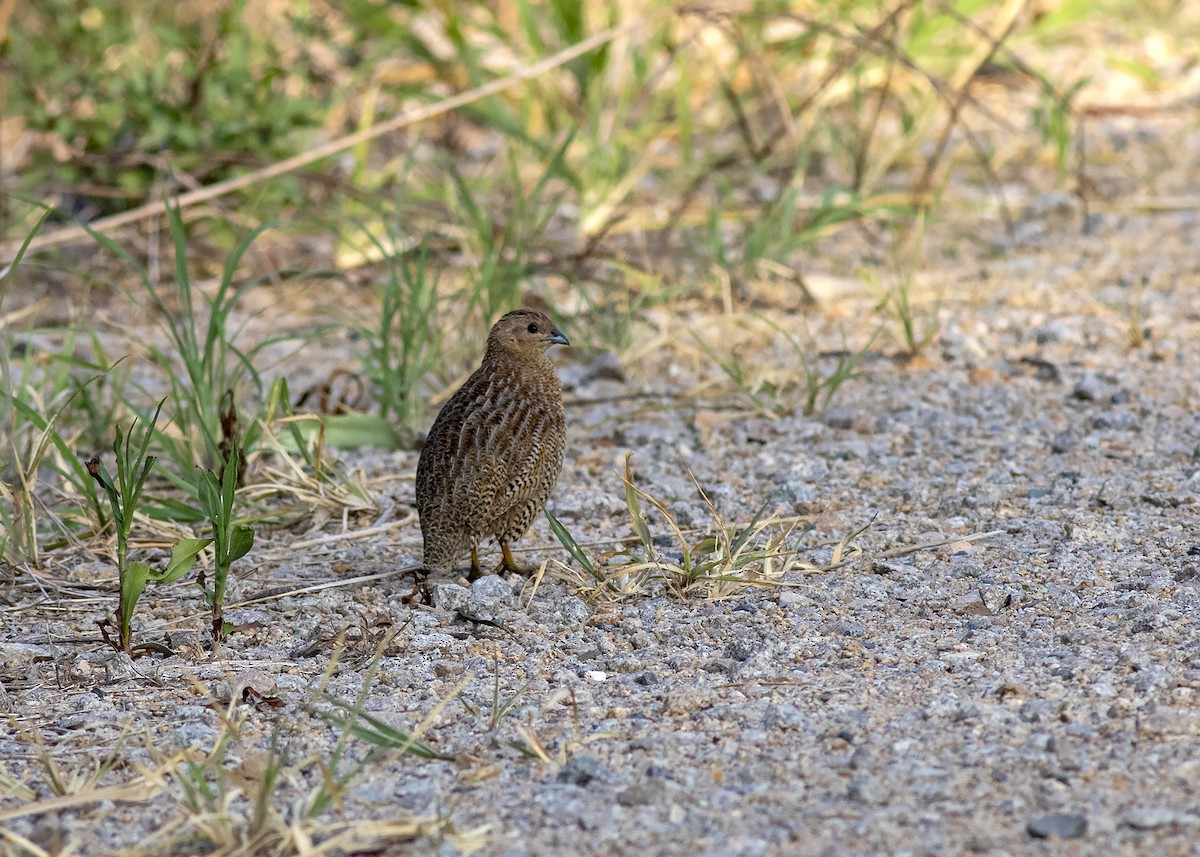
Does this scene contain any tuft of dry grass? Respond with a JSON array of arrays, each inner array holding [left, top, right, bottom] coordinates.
[[547, 453, 855, 601]]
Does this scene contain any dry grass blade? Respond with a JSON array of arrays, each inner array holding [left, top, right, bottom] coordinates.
[[0, 777, 162, 823]]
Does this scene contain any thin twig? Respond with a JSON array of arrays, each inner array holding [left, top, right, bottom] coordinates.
[[230, 566, 424, 608]]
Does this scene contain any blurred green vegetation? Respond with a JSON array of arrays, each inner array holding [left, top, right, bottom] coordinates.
[[8, 0, 331, 206]]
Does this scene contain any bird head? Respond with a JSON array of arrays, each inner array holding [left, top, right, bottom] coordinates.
[[486, 309, 569, 359]]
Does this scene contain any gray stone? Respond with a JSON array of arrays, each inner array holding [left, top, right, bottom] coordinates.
[[1027, 812, 1087, 839], [430, 583, 470, 612], [1071, 374, 1104, 402], [0, 643, 52, 668], [104, 652, 139, 683], [466, 574, 513, 617], [559, 596, 592, 625], [617, 783, 659, 806], [1122, 807, 1178, 830], [557, 755, 604, 787]]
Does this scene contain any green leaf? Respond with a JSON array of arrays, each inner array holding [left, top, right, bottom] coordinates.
[[544, 506, 597, 577], [227, 525, 254, 563], [90, 458, 121, 513], [275, 414, 406, 451], [119, 562, 154, 634], [153, 538, 213, 584], [196, 467, 221, 518], [143, 497, 207, 523]]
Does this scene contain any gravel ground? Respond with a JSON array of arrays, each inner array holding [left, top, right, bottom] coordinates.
[[3, 118, 1200, 856]]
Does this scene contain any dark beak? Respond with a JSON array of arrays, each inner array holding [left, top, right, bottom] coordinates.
[[545, 327, 569, 347]]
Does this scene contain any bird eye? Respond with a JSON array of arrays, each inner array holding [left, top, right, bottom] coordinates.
[[527, 323, 539, 333]]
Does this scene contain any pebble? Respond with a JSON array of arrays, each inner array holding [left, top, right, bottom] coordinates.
[[465, 575, 513, 618], [430, 583, 469, 612], [1071, 373, 1104, 401], [1027, 812, 1088, 839], [557, 755, 604, 787], [1122, 807, 1178, 830]]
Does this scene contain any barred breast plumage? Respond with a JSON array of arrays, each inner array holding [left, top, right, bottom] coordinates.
[[415, 309, 569, 577]]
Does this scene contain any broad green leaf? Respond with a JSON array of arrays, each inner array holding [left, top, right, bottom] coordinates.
[[228, 525, 254, 563], [119, 562, 154, 632], [154, 538, 212, 584]]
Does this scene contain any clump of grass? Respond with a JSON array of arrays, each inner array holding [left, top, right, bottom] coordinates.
[[1, 216, 105, 562], [114, 641, 452, 856], [862, 219, 940, 360], [195, 454, 254, 647], [760, 316, 875, 417], [9, 0, 327, 213], [355, 228, 443, 442], [550, 454, 817, 600], [688, 314, 874, 417], [83, 201, 290, 479], [240, 379, 383, 524], [86, 399, 211, 654]]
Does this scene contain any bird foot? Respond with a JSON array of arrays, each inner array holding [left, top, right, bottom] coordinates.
[[499, 542, 529, 575]]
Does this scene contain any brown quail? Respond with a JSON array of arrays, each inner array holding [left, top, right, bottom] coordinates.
[[416, 308, 569, 578]]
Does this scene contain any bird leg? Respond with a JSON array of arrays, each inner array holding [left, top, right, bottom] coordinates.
[[469, 547, 482, 581], [500, 541, 522, 574]]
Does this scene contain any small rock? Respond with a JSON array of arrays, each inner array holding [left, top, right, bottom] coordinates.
[[1122, 807, 1177, 830], [634, 671, 658, 686], [872, 559, 918, 576], [1050, 430, 1075, 454], [104, 652, 139, 683], [408, 632, 458, 653], [225, 669, 277, 703], [782, 455, 831, 483], [430, 583, 470, 612], [466, 575, 513, 617], [0, 643, 52, 669], [846, 778, 875, 804], [617, 783, 658, 807], [558, 596, 592, 625], [956, 591, 994, 616], [778, 590, 816, 608], [702, 658, 739, 675], [1027, 812, 1087, 840], [771, 480, 818, 508], [557, 755, 604, 787], [1175, 566, 1200, 584], [824, 408, 857, 430], [1071, 374, 1103, 402], [666, 654, 694, 671], [587, 350, 626, 383], [1088, 411, 1137, 431], [725, 639, 758, 661], [762, 703, 806, 730], [1034, 320, 1074, 345]]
